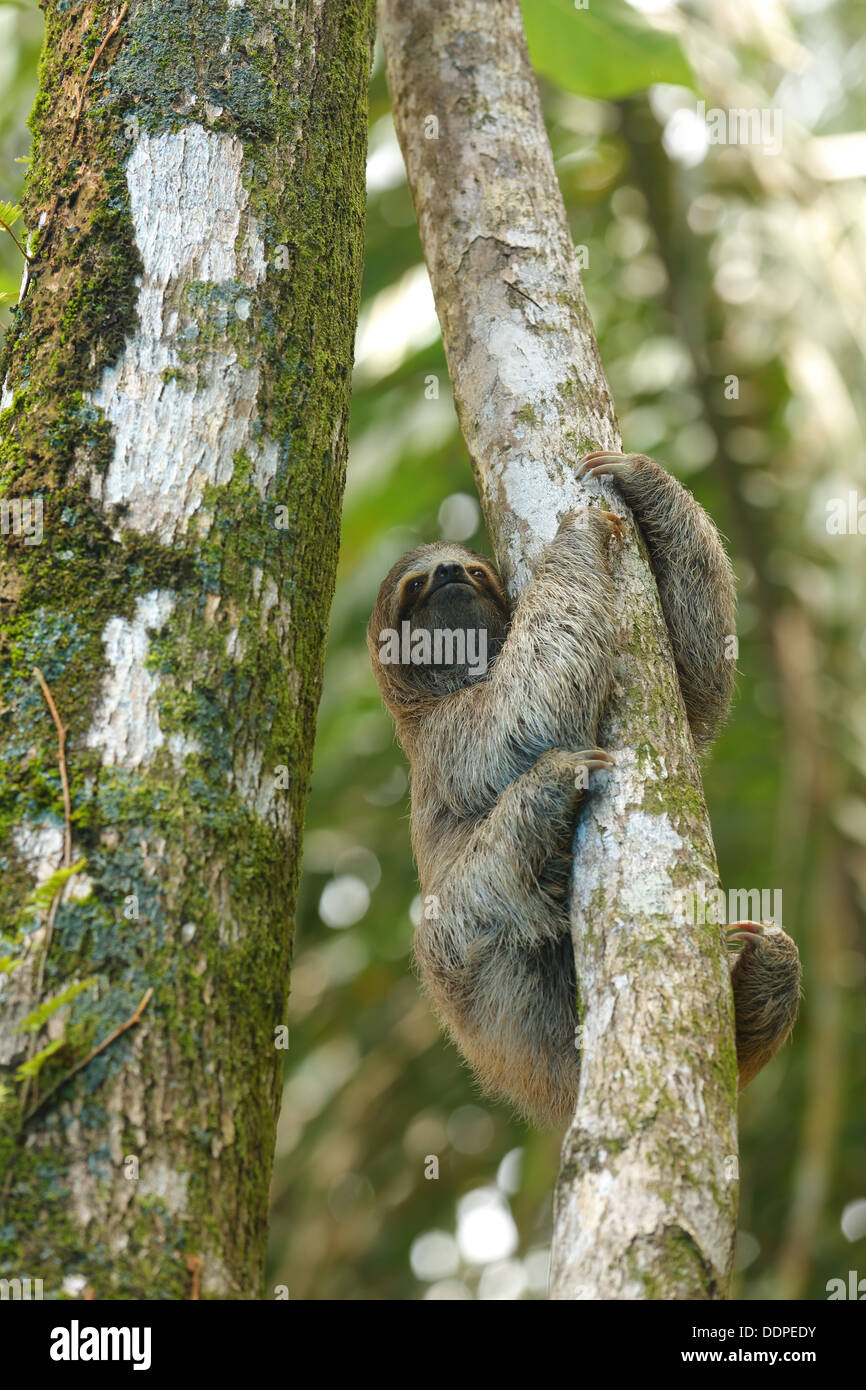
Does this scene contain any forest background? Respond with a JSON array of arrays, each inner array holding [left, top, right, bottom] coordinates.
[[2, 0, 864, 1300]]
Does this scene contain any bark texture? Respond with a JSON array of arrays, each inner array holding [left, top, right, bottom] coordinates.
[[0, 0, 374, 1298], [379, 0, 738, 1299]]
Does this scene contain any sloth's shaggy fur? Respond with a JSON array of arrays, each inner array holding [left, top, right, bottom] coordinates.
[[368, 454, 801, 1124]]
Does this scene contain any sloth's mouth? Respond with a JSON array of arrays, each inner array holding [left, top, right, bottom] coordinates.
[[403, 577, 475, 622], [429, 576, 473, 598]]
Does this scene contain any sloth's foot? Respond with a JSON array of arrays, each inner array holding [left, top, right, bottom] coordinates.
[[536, 747, 615, 791], [727, 921, 801, 1089]]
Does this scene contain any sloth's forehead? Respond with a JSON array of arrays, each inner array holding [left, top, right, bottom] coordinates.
[[400, 546, 480, 576]]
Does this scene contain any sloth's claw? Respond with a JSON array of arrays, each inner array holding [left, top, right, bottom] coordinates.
[[727, 920, 770, 947], [599, 510, 626, 541], [572, 748, 615, 768], [578, 451, 637, 479]]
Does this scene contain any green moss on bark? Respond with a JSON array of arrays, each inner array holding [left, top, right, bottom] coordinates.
[[0, 0, 375, 1298]]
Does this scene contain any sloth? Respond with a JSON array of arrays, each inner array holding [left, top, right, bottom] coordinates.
[[367, 451, 801, 1126]]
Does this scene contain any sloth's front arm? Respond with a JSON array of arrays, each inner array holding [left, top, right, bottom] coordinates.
[[413, 508, 622, 821], [579, 451, 736, 749]]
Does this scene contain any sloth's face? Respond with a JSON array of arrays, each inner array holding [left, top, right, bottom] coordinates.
[[369, 544, 510, 696], [397, 548, 503, 628]]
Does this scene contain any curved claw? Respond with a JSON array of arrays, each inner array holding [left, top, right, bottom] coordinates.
[[726, 923, 769, 977], [599, 510, 626, 542], [573, 748, 616, 769], [577, 451, 635, 480], [727, 920, 773, 945]]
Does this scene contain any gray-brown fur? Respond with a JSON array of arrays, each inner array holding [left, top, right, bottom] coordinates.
[[728, 923, 802, 1089], [579, 451, 736, 749], [368, 456, 800, 1125]]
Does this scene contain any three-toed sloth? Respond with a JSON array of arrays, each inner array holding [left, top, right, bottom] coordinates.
[[367, 452, 801, 1126]]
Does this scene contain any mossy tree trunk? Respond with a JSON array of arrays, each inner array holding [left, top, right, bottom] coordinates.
[[379, 0, 738, 1299], [0, 0, 374, 1299]]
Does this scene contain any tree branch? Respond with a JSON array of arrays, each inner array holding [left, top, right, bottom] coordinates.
[[23, 987, 153, 1124], [379, 0, 738, 1299]]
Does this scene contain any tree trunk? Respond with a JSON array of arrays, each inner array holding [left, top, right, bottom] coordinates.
[[0, 0, 374, 1299], [379, 0, 738, 1299]]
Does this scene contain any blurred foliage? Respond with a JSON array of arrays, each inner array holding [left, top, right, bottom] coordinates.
[[0, 1, 41, 306], [2, 0, 865, 1301], [522, 0, 695, 99]]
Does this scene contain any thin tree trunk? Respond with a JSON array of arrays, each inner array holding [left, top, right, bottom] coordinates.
[[379, 0, 738, 1299], [0, 0, 374, 1298]]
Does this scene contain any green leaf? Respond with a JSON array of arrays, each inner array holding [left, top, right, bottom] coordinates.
[[0, 955, 24, 974], [27, 857, 88, 911], [0, 201, 23, 228], [521, 0, 695, 100], [16, 977, 98, 1035], [16, 1037, 65, 1080]]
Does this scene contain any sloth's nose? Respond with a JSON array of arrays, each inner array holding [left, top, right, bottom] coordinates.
[[434, 562, 465, 583]]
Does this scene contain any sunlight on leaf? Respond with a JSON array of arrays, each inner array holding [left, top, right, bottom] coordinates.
[[521, 0, 694, 99]]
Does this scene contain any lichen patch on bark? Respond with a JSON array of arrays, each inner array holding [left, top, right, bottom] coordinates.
[[90, 125, 278, 543]]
